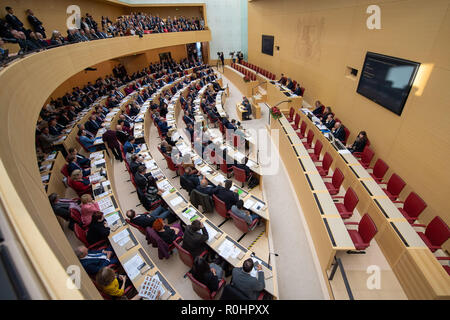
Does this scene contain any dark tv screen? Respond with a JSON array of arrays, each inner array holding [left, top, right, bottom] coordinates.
[[356, 52, 420, 116], [262, 35, 274, 56]]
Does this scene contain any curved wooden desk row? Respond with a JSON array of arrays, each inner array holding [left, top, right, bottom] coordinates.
[[223, 65, 258, 97], [89, 150, 182, 300], [136, 76, 278, 298], [282, 107, 450, 299], [39, 151, 66, 197], [0, 31, 211, 299]]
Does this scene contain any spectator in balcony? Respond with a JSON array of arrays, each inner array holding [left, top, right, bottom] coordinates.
[[5, 6, 27, 35], [50, 30, 65, 46], [26, 9, 46, 38]]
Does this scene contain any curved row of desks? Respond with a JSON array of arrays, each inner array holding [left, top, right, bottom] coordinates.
[[270, 108, 450, 299], [135, 74, 279, 298]]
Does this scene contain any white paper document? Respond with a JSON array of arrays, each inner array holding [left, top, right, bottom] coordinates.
[[112, 229, 129, 243], [123, 254, 144, 280], [204, 223, 218, 242], [244, 199, 255, 210], [170, 196, 184, 207]]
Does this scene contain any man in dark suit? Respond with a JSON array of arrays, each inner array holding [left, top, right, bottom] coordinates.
[[76, 245, 118, 275], [332, 122, 346, 142], [278, 73, 287, 86], [196, 178, 217, 195], [102, 128, 123, 161], [183, 110, 195, 126], [214, 179, 239, 210], [126, 208, 171, 228], [286, 78, 294, 90], [182, 220, 209, 257], [26, 9, 46, 38], [231, 258, 265, 300], [85, 115, 101, 135], [134, 165, 150, 192], [129, 154, 144, 175], [183, 167, 201, 187], [68, 147, 90, 167], [115, 124, 129, 145], [5, 7, 26, 33]]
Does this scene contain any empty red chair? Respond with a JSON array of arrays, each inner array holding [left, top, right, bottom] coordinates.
[[316, 152, 333, 176], [220, 162, 231, 178], [309, 139, 323, 162], [229, 210, 259, 236], [212, 194, 231, 220], [413, 216, 450, 252], [303, 129, 314, 149], [324, 168, 344, 195], [293, 80, 297, 88], [173, 242, 208, 268], [297, 121, 307, 139], [382, 173, 406, 200], [357, 146, 375, 169], [186, 272, 225, 300], [163, 153, 180, 176], [343, 127, 350, 144], [345, 213, 378, 251], [61, 164, 69, 177], [333, 188, 359, 219], [370, 158, 389, 183], [232, 166, 247, 188], [397, 192, 427, 224], [292, 113, 300, 130]]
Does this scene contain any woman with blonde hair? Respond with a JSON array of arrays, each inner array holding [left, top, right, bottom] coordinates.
[[80, 194, 100, 227], [68, 169, 92, 196], [96, 267, 135, 298]]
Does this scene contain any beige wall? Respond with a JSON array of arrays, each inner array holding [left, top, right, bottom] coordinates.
[[248, 0, 450, 228]]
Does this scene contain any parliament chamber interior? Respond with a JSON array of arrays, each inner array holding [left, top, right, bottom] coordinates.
[[0, 0, 449, 302]]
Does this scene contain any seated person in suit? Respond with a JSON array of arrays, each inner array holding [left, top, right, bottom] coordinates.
[[86, 211, 110, 245], [129, 154, 144, 175], [160, 140, 173, 156], [312, 100, 324, 116], [76, 245, 118, 275], [231, 258, 265, 300], [67, 154, 90, 177], [332, 122, 346, 142], [183, 110, 195, 126], [118, 118, 132, 136], [286, 78, 294, 90], [278, 73, 287, 86], [96, 267, 136, 299], [320, 106, 333, 123], [183, 167, 201, 187], [152, 218, 181, 244], [293, 85, 302, 96], [85, 115, 101, 135], [241, 97, 252, 120], [182, 220, 209, 257], [347, 131, 368, 153], [323, 113, 336, 130], [81, 194, 100, 227], [68, 147, 90, 167], [214, 179, 239, 210], [123, 136, 141, 163], [78, 129, 96, 152], [69, 169, 92, 196], [191, 256, 224, 293], [231, 200, 260, 227], [48, 193, 75, 224], [196, 178, 217, 195], [126, 207, 171, 228]]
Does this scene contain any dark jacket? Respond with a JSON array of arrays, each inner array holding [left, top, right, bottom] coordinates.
[[158, 226, 177, 244], [86, 221, 110, 245], [333, 126, 346, 142], [130, 214, 156, 228], [182, 225, 209, 257], [214, 186, 239, 210], [102, 129, 120, 149]]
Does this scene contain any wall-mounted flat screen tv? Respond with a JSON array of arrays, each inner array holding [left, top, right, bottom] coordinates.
[[356, 52, 420, 116], [262, 35, 274, 56]]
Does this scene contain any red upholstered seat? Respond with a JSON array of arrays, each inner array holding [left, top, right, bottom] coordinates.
[[316, 152, 333, 176], [309, 139, 323, 162], [382, 173, 406, 200], [325, 168, 344, 195], [398, 192, 427, 223], [414, 216, 450, 252], [345, 213, 377, 251], [370, 158, 389, 183]]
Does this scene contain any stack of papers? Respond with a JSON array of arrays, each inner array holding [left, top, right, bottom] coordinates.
[[123, 254, 145, 280], [213, 174, 226, 184], [218, 240, 241, 259], [104, 211, 121, 226], [204, 223, 219, 242], [181, 207, 199, 222], [112, 229, 131, 247], [170, 196, 184, 207], [97, 196, 114, 211], [139, 275, 166, 300]]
